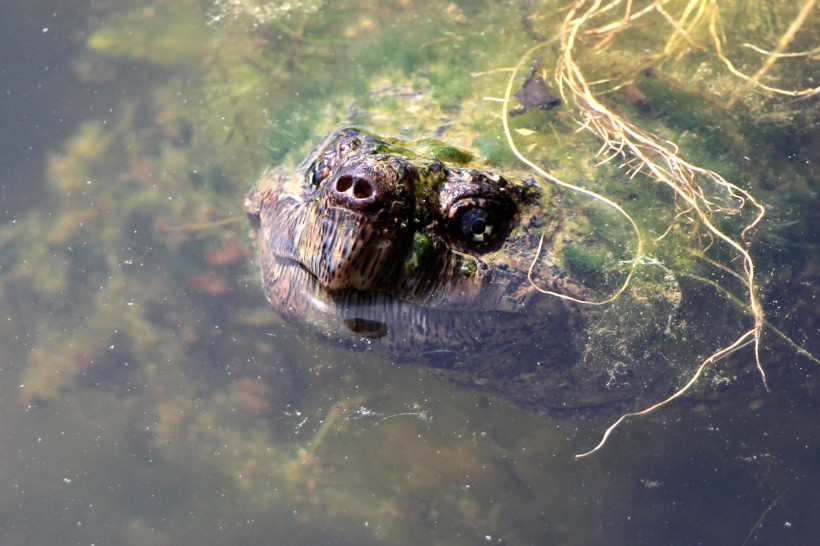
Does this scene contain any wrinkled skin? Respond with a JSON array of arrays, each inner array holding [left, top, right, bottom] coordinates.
[[246, 128, 677, 417]]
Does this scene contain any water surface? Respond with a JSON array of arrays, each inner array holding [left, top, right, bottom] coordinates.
[[1, 1, 817, 544]]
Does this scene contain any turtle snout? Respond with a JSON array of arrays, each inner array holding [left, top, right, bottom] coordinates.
[[331, 173, 381, 210], [324, 157, 415, 214]]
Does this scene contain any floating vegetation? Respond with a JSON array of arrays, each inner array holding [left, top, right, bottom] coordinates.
[[488, 0, 818, 456]]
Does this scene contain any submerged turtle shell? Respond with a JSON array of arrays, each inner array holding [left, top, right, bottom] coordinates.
[[246, 128, 688, 418]]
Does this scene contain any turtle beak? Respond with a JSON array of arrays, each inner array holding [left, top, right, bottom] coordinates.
[[289, 205, 406, 291], [260, 155, 416, 292]]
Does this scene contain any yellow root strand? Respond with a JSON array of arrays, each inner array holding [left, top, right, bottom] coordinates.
[[499, 0, 817, 456], [575, 331, 757, 458], [560, 0, 769, 455], [710, 0, 820, 107], [740, 43, 820, 58], [502, 42, 644, 306]]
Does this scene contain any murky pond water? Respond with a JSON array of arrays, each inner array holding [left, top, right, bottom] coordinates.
[[1, 0, 817, 544]]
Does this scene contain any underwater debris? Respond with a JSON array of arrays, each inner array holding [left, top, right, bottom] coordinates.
[[509, 65, 561, 116]]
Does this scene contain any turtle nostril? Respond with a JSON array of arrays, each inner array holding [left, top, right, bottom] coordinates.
[[335, 174, 375, 200], [352, 178, 374, 199], [335, 174, 353, 193]]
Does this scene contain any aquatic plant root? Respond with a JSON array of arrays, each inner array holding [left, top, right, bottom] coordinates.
[[498, 0, 820, 457]]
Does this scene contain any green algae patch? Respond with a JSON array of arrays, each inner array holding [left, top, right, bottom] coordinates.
[[460, 257, 477, 278], [562, 244, 609, 287], [415, 140, 474, 165], [404, 232, 436, 277], [472, 134, 518, 167]]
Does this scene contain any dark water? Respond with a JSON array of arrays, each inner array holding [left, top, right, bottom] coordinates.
[[1, 1, 817, 545]]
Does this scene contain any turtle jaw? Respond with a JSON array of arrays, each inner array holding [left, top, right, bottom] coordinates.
[[292, 205, 409, 292], [256, 181, 414, 294]]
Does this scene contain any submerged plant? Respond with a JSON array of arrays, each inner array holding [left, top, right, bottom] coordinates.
[[494, 0, 818, 456]]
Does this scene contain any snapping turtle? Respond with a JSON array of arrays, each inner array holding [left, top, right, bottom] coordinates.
[[246, 128, 692, 418]]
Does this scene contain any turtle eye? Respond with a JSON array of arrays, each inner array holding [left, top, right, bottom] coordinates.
[[450, 205, 511, 249], [458, 208, 496, 245], [309, 161, 331, 187], [446, 195, 514, 251]]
